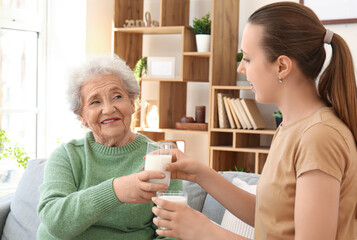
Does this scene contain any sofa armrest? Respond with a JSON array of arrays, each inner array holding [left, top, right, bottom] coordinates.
[[0, 193, 14, 236]]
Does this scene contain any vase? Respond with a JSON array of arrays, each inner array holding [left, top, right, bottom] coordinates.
[[195, 34, 210, 52]]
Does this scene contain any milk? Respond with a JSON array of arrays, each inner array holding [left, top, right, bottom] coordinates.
[[145, 154, 171, 185], [158, 195, 187, 205], [156, 194, 188, 230]]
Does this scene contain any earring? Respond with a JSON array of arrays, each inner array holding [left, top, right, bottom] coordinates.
[[279, 76, 283, 83]]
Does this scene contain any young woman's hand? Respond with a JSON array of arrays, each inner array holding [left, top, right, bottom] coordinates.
[[113, 171, 168, 203], [165, 149, 209, 183], [152, 197, 216, 240]]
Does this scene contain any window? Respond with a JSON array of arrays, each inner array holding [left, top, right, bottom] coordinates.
[[0, 0, 45, 194], [0, 28, 38, 158]]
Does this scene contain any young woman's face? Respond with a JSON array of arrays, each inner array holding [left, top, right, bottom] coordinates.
[[79, 74, 135, 143], [237, 23, 280, 104]]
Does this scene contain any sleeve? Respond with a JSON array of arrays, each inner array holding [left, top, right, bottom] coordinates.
[[295, 123, 349, 181], [37, 145, 122, 239]]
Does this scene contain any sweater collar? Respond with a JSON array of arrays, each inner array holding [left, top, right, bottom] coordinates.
[[86, 131, 149, 155]]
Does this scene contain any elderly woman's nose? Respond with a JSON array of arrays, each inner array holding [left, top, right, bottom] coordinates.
[[102, 101, 116, 114]]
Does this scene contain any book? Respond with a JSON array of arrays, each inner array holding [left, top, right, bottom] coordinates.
[[234, 98, 253, 129], [240, 98, 267, 129], [217, 93, 229, 128], [223, 96, 236, 129], [230, 98, 247, 129], [227, 97, 242, 129]]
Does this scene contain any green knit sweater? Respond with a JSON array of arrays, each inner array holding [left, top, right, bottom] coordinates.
[[37, 132, 182, 240]]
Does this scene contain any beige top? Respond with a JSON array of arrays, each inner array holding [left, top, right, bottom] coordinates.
[[255, 108, 357, 240]]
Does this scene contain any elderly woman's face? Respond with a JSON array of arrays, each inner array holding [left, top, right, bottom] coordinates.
[[79, 74, 135, 143]]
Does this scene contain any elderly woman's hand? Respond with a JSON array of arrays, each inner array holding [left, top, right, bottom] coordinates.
[[113, 171, 168, 203]]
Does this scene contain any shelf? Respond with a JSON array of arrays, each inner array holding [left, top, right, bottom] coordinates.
[[211, 146, 270, 154], [212, 85, 252, 90], [113, 26, 185, 34], [210, 128, 276, 135], [183, 52, 211, 58], [135, 127, 208, 135], [141, 77, 182, 82]]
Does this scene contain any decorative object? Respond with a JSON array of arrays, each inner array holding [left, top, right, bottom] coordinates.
[[180, 116, 195, 123], [300, 0, 357, 24], [195, 106, 206, 123], [123, 11, 159, 28], [273, 110, 283, 128], [131, 57, 147, 129], [147, 57, 175, 79], [189, 13, 211, 52], [143, 100, 159, 129]]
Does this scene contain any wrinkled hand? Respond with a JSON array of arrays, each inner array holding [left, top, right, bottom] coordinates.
[[165, 149, 207, 183], [113, 171, 168, 203], [152, 197, 214, 240]]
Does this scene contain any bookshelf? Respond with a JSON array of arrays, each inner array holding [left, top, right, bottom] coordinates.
[[209, 86, 275, 174], [113, 0, 273, 173]]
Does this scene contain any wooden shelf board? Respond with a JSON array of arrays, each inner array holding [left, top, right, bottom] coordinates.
[[142, 77, 209, 83], [212, 85, 252, 90], [142, 77, 182, 82], [113, 26, 184, 34], [135, 127, 208, 135], [211, 146, 270, 154], [210, 128, 276, 135], [183, 52, 211, 57]]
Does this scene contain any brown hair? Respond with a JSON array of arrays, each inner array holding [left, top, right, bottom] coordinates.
[[248, 2, 357, 143]]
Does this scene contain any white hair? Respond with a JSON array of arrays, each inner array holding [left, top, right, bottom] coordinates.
[[67, 54, 140, 116]]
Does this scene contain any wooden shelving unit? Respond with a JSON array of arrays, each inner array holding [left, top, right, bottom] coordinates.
[[209, 86, 275, 173], [113, 0, 272, 173]]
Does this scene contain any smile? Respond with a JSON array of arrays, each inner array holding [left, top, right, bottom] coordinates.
[[101, 118, 120, 124]]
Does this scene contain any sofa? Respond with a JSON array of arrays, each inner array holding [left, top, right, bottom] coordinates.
[[0, 158, 260, 240]]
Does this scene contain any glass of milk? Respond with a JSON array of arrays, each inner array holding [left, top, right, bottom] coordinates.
[[156, 190, 188, 230], [145, 142, 172, 186]]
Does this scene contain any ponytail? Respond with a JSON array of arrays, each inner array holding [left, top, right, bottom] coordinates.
[[319, 34, 357, 143]]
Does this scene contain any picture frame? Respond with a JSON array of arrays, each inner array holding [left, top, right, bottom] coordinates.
[[147, 57, 175, 79], [300, 0, 357, 24]]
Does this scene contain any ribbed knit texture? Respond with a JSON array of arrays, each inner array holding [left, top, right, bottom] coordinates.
[[37, 132, 182, 240]]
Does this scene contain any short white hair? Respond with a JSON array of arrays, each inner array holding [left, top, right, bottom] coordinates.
[[67, 54, 140, 116]]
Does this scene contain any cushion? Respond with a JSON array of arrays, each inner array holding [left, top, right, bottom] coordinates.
[[220, 177, 256, 239], [201, 171, 260, 224], [182, 180, 207, 212], [1, 159, 46, 240]]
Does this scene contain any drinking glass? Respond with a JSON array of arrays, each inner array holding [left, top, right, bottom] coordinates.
[[156, 190, 188, 230], [145, 142, 172, 186]]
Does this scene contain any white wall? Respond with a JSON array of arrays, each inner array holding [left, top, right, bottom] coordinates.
[[44, 0, 87, 157], [44, 0, 114, 157], [86, 0, 114, 54]]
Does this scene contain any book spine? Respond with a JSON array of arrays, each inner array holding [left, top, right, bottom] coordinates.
[[230, 98, 247, 129], [217, 93, 229, 128], [223, 96, 236, 129], [227, 97, 242, 129]]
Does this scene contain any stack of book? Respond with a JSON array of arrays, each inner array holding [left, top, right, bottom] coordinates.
[[217, 93, 266, 130]]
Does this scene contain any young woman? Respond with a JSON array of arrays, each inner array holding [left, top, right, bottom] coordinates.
[[151, 2, 357, 240]]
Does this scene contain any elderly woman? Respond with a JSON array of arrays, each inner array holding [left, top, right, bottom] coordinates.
[[37, 54, 182, 240]]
